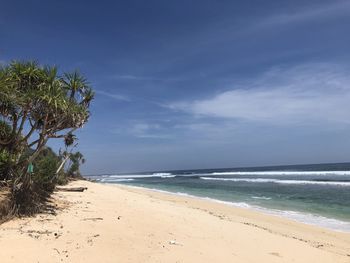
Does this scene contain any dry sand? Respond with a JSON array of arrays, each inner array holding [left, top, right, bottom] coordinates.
[[0, 180, 349, 263]]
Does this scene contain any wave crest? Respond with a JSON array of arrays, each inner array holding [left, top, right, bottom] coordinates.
[[200, 177, 350, 186], [210, 171, 350, 176]]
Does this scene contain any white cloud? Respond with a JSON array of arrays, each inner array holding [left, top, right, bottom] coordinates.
[[168, 63, 350, 125], [112, 75, 149, 80], [131, 123, 159, 138], [259, 1, 350, 27], [118, 123, 172, 139], [96, 90, 130, 102], [111, 74, 183, 82]]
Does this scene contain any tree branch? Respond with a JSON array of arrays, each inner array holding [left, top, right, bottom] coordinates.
[[16, 110, 28, 137], [28, 138, 40, 148], [21, 122, 37, 143]]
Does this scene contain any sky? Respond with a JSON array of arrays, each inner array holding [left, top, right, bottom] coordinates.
[[1, 0, 350, 174]]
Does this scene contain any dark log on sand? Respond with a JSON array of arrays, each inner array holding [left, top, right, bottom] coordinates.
[[56, 187, 88, 192]]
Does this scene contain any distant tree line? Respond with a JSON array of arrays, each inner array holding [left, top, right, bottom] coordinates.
[[0, 61, 94, 216]]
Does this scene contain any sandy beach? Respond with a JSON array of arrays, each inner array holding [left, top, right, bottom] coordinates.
[[0, 180, 349, 263]]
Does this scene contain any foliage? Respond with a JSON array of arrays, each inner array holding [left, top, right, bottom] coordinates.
[[67, 151, 85, 178], [0, 148, 11, 180], [0, 121, 11, 141], [32, 147, 60, 191], [0, 61, 93, 164], [0, 61, 94, 214], [0, 121, 12, 180]]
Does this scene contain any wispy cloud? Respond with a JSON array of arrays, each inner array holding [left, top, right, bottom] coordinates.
[[161, 1, 350, 65], [113, 122, 173, 139], [112, 75, 153, 80], [130, 123, 171, 139], [168, 63, 350, 125], [111, 74, 183, 82], [258, 1, 350, 27], [96, 90, 130, 102]]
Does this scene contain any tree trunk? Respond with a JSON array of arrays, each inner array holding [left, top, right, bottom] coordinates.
[[56, 155, 70, 175]]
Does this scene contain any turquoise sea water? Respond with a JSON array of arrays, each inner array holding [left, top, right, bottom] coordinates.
[[86, 163, 350, 232]]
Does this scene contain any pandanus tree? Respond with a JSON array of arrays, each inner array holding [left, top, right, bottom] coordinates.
[[0, 61, 94, 209], [67, 151, 85, 178], [0, 121, 12, 180]]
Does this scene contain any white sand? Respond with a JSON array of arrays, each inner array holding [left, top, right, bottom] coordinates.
[[0, 180, 349, 262]]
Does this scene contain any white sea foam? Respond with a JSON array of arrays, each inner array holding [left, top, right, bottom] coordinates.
[[100, 178, 135, 182], [152, 172, 173, 176], [266, 209, 350, 233], [158, 174, 176, 178], [251, 196, 272, 200], [209, 171, 350, 176], [109, 174, 155, 178], [200, 177, 350, 186], [151, 172, 176, 178], [116, 184, 350, 233], [199, 198, 350, 232], [109, 174, 160, 178], [109, 174, 174, 179]]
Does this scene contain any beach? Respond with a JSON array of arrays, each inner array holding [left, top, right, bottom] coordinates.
[[0, 180, 349, 263]]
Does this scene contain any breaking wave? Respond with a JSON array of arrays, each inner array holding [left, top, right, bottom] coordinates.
[[200, 177, 350, 186], [208, 171, 350, 176]]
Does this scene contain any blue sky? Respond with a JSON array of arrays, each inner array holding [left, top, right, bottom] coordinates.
[[1, 0, 350, 174]]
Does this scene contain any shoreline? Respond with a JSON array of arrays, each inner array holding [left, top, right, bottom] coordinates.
[[1, 180, 349, 262], [113, 183, 350, 233]]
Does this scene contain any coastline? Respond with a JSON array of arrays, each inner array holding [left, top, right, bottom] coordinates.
[[0, 180, 349, 262], [116, 183, 350, 233], [93, 168, 350, 232]]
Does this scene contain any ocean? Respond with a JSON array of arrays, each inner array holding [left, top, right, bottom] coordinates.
[[86, 162, 350, 232]]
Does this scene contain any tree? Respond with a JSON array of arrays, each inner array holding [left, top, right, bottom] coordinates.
[[32, 147, 61, 192], [0, 61, 94, 212], [67, 151, 85, 178], [0, 121, 12, 181]]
